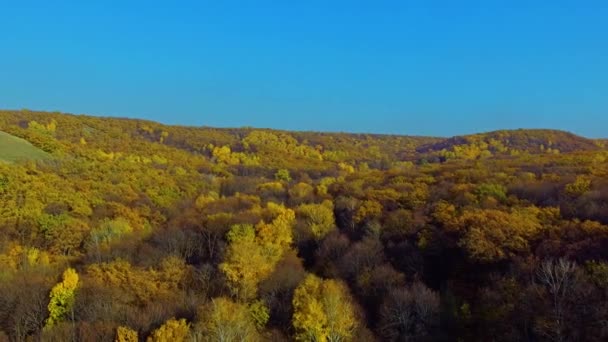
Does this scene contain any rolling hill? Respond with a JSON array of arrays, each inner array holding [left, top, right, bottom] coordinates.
[[416, 129, 601, 160]]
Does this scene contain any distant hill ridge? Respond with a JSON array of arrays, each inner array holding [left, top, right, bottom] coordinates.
[[0, 110, 603, 166], [417, 129, 601, 157]]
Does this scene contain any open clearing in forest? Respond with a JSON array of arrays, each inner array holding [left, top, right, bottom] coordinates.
[[0, 130, 50, 163]]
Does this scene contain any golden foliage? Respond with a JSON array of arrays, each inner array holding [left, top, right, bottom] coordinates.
[[115, 326, 138, 342], [292, 274, 359, 341], [297, 200, 336, 239], [196, 297, 261, 341], [456, 207, 542, 262], [147, 318, 190, 342], [46, 268, 79, 328], [86, 257, 189, 305], [220, 203, 296, 299]]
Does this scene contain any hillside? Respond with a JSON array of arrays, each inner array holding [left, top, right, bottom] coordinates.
[[416, 129, 601, 160], [596, 138, 608, 147], [0, 110, 440, 169], [0, 111, 600, 166], [0, 130, 50, 163], [1, 110, 608, 341]]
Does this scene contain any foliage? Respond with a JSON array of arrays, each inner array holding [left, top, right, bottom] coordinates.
[[147, 318, 190, 342], [0, 110, 607, 341], [292, 274, 359, 341], [46, 268, 79, 328], [275, 168, 292, 182], [297, 200, 336, 239], [456, 207, 542, 262], [115, 326, 138, 342], [474, 182, 508, 202], [220, 203, 296, 299], [195, 297, 261, 341], [565, 175, 592, 197]]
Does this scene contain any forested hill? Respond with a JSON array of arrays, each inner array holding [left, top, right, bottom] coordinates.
[[0, 110, 602, 167], [1, 109, 608, 341], [0, 110, 441, 170], [417, 129, 602, 159]]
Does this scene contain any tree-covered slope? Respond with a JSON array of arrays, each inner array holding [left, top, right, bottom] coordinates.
[[417, 129, 601, 161], [0, 110, 440, 169], [1, 110, 608, 342]]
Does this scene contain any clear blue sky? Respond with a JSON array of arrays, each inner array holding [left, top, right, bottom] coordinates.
[[1, 1, 607, 137]]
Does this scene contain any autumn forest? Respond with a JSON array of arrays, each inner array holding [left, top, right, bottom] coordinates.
[[1, 110, 608, 341]]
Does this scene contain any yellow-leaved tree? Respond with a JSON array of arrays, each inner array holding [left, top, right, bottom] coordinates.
[[147, 318, 190, 342], [195, 297, 262, 341], [46, 267, 79, 328], [292, 274, 359, 341], [220, 203, 295, 299], [456, 207, 542, 262], [115, 326, 138, 342], [297, 200, 336, 240], [219, 224, 269, 299]]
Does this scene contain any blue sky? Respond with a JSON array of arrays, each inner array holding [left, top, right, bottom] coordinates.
[[1, 1, 607, 137]]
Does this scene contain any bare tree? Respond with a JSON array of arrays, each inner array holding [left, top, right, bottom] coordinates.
[[0, 274, 50, 342], [379, 282, 440, 341], [536, 258, 578, 342]]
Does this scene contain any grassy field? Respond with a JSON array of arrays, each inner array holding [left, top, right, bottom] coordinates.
[[0, 130, 50, 163]]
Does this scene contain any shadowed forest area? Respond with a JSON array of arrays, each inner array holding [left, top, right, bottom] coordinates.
[[1, 110, 608, 341]]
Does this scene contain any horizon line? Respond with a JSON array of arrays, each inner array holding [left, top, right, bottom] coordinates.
[[3, 107, 605, 140]]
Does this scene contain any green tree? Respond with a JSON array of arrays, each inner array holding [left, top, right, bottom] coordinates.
[[275, 169, 292, 182], [474, 183, 508, 203]]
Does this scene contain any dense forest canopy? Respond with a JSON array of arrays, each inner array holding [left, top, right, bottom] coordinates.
[[1, 110, 607, 341]]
